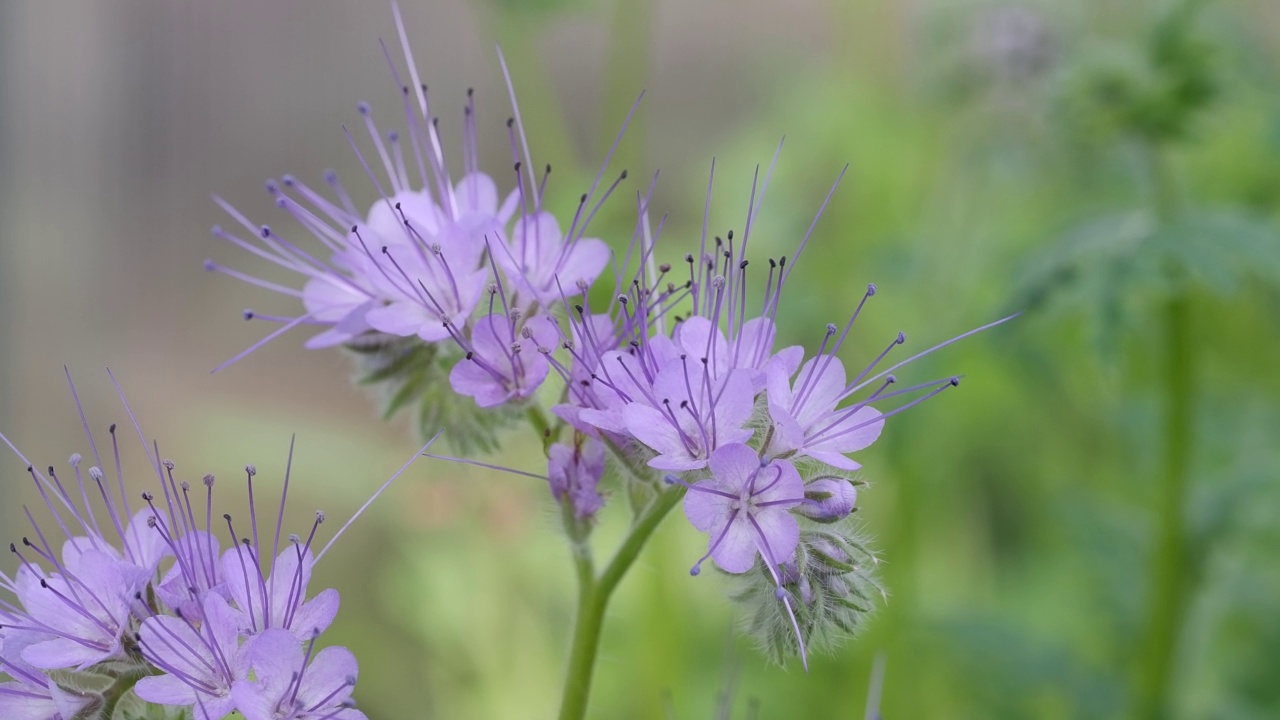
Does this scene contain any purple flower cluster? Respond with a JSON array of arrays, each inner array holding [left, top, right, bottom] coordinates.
[[209, 4, 617, 416], [535, 160, 1012, 662], [0, 376, 418, 719], [206, 2, 1014, 669]]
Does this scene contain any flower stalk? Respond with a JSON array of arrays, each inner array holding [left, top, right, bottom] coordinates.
[[557, 485, 685, 720], [1133, 143, 1195, 720]]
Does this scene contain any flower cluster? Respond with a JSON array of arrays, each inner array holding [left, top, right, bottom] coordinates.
[[0, 376, 419, 719], [537, 163, 1013, 663], [207, 3, 1013, 670], [208, 5, 625, 452]]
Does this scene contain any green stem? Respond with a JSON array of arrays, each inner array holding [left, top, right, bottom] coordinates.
[[557, 486, 685, 720], [1135, 295, 1194, 720], [97, 666, 151, 719], [1133, 144, 1195, 720]]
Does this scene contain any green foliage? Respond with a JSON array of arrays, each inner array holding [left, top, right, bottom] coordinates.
[[1065, 0, 1218, 144], [345, 333, 522, 455], [1013, 207, 1280, 357]]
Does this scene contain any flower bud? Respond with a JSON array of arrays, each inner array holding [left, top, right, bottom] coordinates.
[[794, 476, 857, 522], [548, 437, 606, 519]]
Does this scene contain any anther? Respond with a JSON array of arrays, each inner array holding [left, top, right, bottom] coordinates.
[[245, 465, 257, 477], [203, 474, 215, 487]]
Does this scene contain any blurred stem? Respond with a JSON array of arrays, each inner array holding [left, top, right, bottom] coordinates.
[[1134, 145, 1195, 720], [557, 485, 684, 720]]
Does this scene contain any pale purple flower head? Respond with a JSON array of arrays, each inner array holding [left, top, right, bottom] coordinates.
[[207, 3, 617, 391]]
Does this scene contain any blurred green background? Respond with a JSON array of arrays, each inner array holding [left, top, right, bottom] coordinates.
[[2, 0, 1279, 718]]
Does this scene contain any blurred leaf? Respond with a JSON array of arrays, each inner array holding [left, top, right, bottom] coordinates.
[[1014, 206, 1280, 359], [934, 614, 1126, 719]]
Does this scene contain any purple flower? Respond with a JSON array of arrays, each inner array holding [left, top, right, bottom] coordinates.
[[765, 353, 886, 470], [0, 631, 93, 720], [621, 361, 755, 471], [135, 593, 247, 720], [1, 372, 431, 716], [449, 313, 559, 407], [548, 438, 606, 518], [674, 314, 801, 394], [204, 4, 625, 384], [11, 548, 149, 670], [232, 629, 365, 720], [681, 444, 804, 575], [493, 211, 610, 306], [221, 541, 339, 642], [155, 528, 225, 622]]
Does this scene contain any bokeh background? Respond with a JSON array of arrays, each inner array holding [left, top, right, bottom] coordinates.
[[3, 0, 1279, 717]]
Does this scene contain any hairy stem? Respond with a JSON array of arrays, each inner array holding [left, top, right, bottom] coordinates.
[[557, 485, 684, 720], [96, 666, 151, 720]]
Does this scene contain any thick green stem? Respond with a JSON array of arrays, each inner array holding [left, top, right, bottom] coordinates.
[[1133, 144, 1195, 720], [556, 486, 684, 720], [1135, 295, 1194, 720]]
